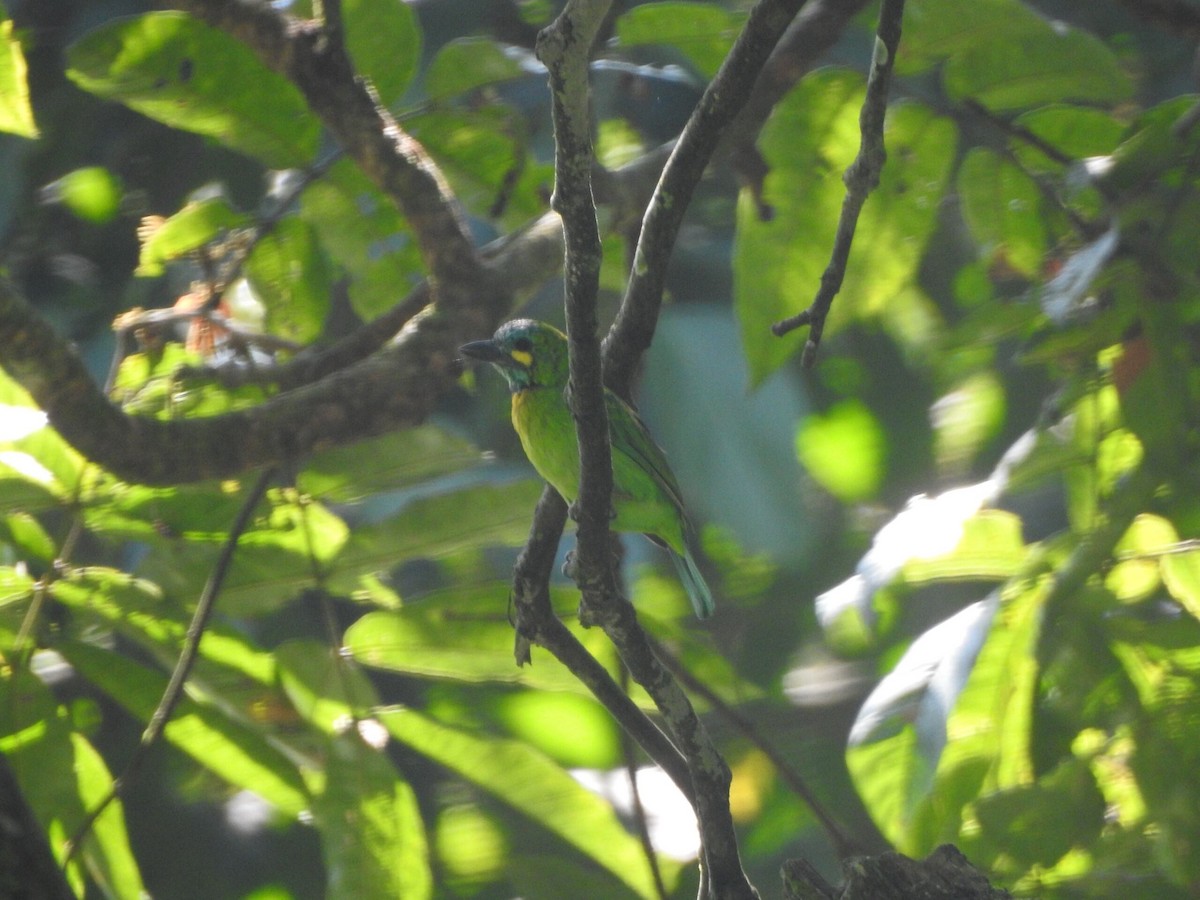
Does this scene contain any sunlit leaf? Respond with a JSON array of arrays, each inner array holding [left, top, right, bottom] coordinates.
[[67, 12, 320, 166], [313, 732, 432, 900], [59, 640, 310, 816], [0, 18, 37, 138], [795, 399, 885, 502], [1107, 514, 1177, 603], [135, 196, 248, 277], [44, 166, 123, 224], [1162, 549, 1200, 621], [379, 707, 667, 899], [275, 639, 379, 734], [931, 372, 1006, 472], [735, 74, 955, 384], [0, 511, 56, 565]]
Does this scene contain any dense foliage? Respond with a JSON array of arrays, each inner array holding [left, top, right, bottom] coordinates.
[[1, 0, 1198, 898]]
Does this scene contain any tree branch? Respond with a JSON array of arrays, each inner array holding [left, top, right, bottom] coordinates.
[[172, 0, 484, 303], [536, 0, 620, 619], [604, 0, 807, 396], [770, 0, 905, 365]]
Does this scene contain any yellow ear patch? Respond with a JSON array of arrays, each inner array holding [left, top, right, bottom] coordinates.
[[510, 349, 533, 368]]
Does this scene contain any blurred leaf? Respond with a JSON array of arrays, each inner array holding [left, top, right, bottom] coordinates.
[[425, 38, 524, 101], [795, 399, 885, 502], [494, 691, 621, 769], [275, 639, 380, 734], [1107, 514, 1176, 603], [46, 166, 123, 224], [931, 372, 1006, 472], [1012, 105, 1124, 173], [344, 589, 637, 697], [1162, 549, 1200, 621], [67, 12, 320, 166], [436, 804, 507, 891], [313, 732, 432, 900], [614, 2, 738, 78], [958, 148, 1046, 277], [0, 671, 143, 897], [735, 76, 955, 384], [299, 159, 425, 321], [943, 26, 1131, 111], [379, 707, 666, 899], [246, 217, 332, 344], [135, 196, 248, 277], [0, 18, 37, 137], [0, 511, 56, 565], [901, 509, 1028, 584], [298, 427, 484, 504], [59, 640, 310, 816], [972, 756, 1105, 867], [343, 0, 420, 106], [327, 480, 541, 597]]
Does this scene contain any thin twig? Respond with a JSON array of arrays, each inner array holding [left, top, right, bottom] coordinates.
[[771, 0, 906, 367], [619, 665, 670, 900], [652, 638, 862, 859], [63, 466, 275, 863]]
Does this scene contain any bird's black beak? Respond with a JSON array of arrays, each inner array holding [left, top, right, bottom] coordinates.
[[459, 339, 510, 366]]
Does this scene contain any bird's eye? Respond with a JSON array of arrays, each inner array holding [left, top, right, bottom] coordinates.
[[513, 337, 533, 352]]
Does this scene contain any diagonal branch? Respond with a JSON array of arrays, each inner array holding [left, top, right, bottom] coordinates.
[[603, 0, 808, 396], [172, 0, 484, 299], [770, 0, 906, 365]]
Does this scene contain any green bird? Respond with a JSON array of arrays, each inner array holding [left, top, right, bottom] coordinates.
[[460, 319, 714, 618]]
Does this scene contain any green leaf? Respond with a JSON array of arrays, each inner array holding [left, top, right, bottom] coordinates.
[[943, 27, 1133, 112], [494, 690, 621, 769], [0, 511, 56, 565], [1011, 105, 1125, 172], [136, 196, 249, 277], [734, 74, 955, 384], [67, 12, 320, 167], [901, 510, 1028, 584], [0, 18, 38, 138], [245, 217, 332, 345], [344, 590, 633, 696], [424, 38, 524, 101], [313, 732, 432, 900], [327, 479, 542, 597], [614, 2, 739, 78], [343, 0, 421, 106], [87, 486, 349, 617], [1162, 549, 1200, 621], [931, 372, 1007, 471], [0, 372, 87, 508], [298, 427, 484, 504], [58, 640, 310, 816], [957, 148, 1046, 277], [0, 671, 144, 897], [299, 159, 426, 321], [379, 707, 667, 899], [275, 639, 380, 734], [46, 167, 124, 224], [795, 399, 885, 502], [1107, 514, 1177, 603]]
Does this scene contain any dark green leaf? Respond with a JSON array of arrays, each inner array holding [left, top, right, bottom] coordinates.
[[734, 73, 955, 384], [246, 217, 332, 345], [614, 2, 739, 78], [343, 0, 421, 106], [424, 38, 524, 101], [67, 12, 320, 166], [958, 148, 1046, 277]]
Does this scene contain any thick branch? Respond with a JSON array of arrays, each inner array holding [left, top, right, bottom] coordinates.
[[536, 1, 618, 614], [770, 0, 905, 364], [172, 0, 483, 298]]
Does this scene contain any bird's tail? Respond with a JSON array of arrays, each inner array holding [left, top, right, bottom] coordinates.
[[671, 548, 715, 619]]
